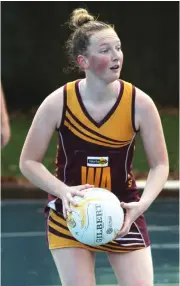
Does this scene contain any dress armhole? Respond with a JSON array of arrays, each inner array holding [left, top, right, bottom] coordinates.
[[56, 84, 67, 131], [132, 85, 139, 133]]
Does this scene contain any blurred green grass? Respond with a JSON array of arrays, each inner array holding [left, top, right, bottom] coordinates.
[[1, 114, 179, 178]]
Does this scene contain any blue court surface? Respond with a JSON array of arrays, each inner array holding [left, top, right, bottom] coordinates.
[[1, 198, 179, 286]]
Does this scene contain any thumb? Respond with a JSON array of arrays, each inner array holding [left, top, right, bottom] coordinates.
[[120, 202, 132, 209]]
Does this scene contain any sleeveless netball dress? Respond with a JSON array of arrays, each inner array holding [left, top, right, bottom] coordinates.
[[45, 79, 150, 252]]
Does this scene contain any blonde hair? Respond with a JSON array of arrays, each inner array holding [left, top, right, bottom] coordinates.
[[65, 8, 113, 71], [70, 8, 94, 29]]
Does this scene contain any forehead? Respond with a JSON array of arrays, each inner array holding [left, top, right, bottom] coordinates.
[[89, 29, 120, 47]]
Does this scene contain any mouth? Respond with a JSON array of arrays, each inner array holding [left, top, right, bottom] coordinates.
[[110, 65, 120, 70]]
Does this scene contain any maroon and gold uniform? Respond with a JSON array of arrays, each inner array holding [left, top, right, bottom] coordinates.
[[45, 79, 150, 252]]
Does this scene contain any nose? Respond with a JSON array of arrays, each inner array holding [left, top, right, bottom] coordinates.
[[111, 49, 121, 61]]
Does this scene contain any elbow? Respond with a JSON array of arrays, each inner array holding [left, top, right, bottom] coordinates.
[[160, 164, 169, 185], [19, 158, 26, 175], [19, 157, 40, 176], [19, 156, 30, 176], [151, 162, 169, 180], [160, 158, 169, 177], [159, 162, 169, 173], [161, 163, 169, 180]]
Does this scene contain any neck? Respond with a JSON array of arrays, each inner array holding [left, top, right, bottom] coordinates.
[[81, 73, 119, 102]]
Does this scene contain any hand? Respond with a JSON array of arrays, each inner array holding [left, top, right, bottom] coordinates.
[[117, 201, 144, 238], [61, 184, 94, 219], [1, 124, 11, 148]]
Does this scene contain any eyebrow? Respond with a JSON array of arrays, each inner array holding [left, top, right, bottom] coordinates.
[[99, 41, 121, 47]]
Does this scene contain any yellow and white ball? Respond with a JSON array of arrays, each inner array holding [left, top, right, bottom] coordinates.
[[66, 188, 124, 246]]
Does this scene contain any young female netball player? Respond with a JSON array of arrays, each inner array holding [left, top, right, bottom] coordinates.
[[19, 8, 169, 286]]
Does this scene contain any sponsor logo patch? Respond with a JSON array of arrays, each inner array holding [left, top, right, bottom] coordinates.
[[87, 157, 109, 167]]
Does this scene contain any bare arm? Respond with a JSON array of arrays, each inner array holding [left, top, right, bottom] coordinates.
[[19, 87, 69, 198], [20, 87, 93, 217], [1, 84, 11, 147], [135, 87, 169, 211], [116, 88, 169, 236]]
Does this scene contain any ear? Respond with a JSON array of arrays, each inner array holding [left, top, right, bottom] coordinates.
[[77, 55, 89, 70]]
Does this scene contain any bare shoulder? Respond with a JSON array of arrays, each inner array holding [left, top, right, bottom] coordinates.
[[38, 86, 64, 129], [19, 86, 65, 163], [41, 87, 63, 114], [135, 87, 156, 112], [134, 87, 168, 168], [134, 87, 159, 130]]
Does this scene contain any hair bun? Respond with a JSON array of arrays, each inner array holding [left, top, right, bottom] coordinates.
[[70, 8, 94, 28]]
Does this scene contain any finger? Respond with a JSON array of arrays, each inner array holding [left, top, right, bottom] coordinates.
[[74, 184, 94, 196], [73, 190, 85, 197], [62, 204, 67, 219], [63, 207, 70, 220], [117, 215, 130, 233], [66, 193, 78, 206], [117, 224, 130, 237], [120, 202, 132, 209], [118, 217, 132, 237], [63, 198, 72, 214], [118, 224, 127, 234], [118, 230, 129, 238], [76, 184, 94, 191]]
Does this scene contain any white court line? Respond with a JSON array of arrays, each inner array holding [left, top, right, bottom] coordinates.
[[1, 231, 45, 238], [31, 284, 179, 286], [1, 179, 179, 207], [1, 199, 47, 205], [148, 225, 178, 231], [1, 232, 179, 249], [1, 196, 179, 206], [137, 180, 179, 190]]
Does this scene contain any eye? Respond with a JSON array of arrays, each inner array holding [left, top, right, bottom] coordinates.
[[116, 46, 121, 51], [100, 49, 109, 54]]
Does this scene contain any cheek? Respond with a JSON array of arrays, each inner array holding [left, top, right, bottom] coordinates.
[[89, 55, 109, 73], [120, 52, 124, 63]]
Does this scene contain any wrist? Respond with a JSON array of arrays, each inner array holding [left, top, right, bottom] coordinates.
[[56, 182, 69, 198], [138, 199, 151, 213]]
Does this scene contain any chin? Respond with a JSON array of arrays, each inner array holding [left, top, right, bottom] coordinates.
[[103, 74, 120, 84]]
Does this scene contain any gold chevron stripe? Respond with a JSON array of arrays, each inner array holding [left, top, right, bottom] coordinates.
[[64, 120, 130, 148], [50, 210, 67, 227], [66, 110, 125, 145], [48, 211, 145, 252]]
